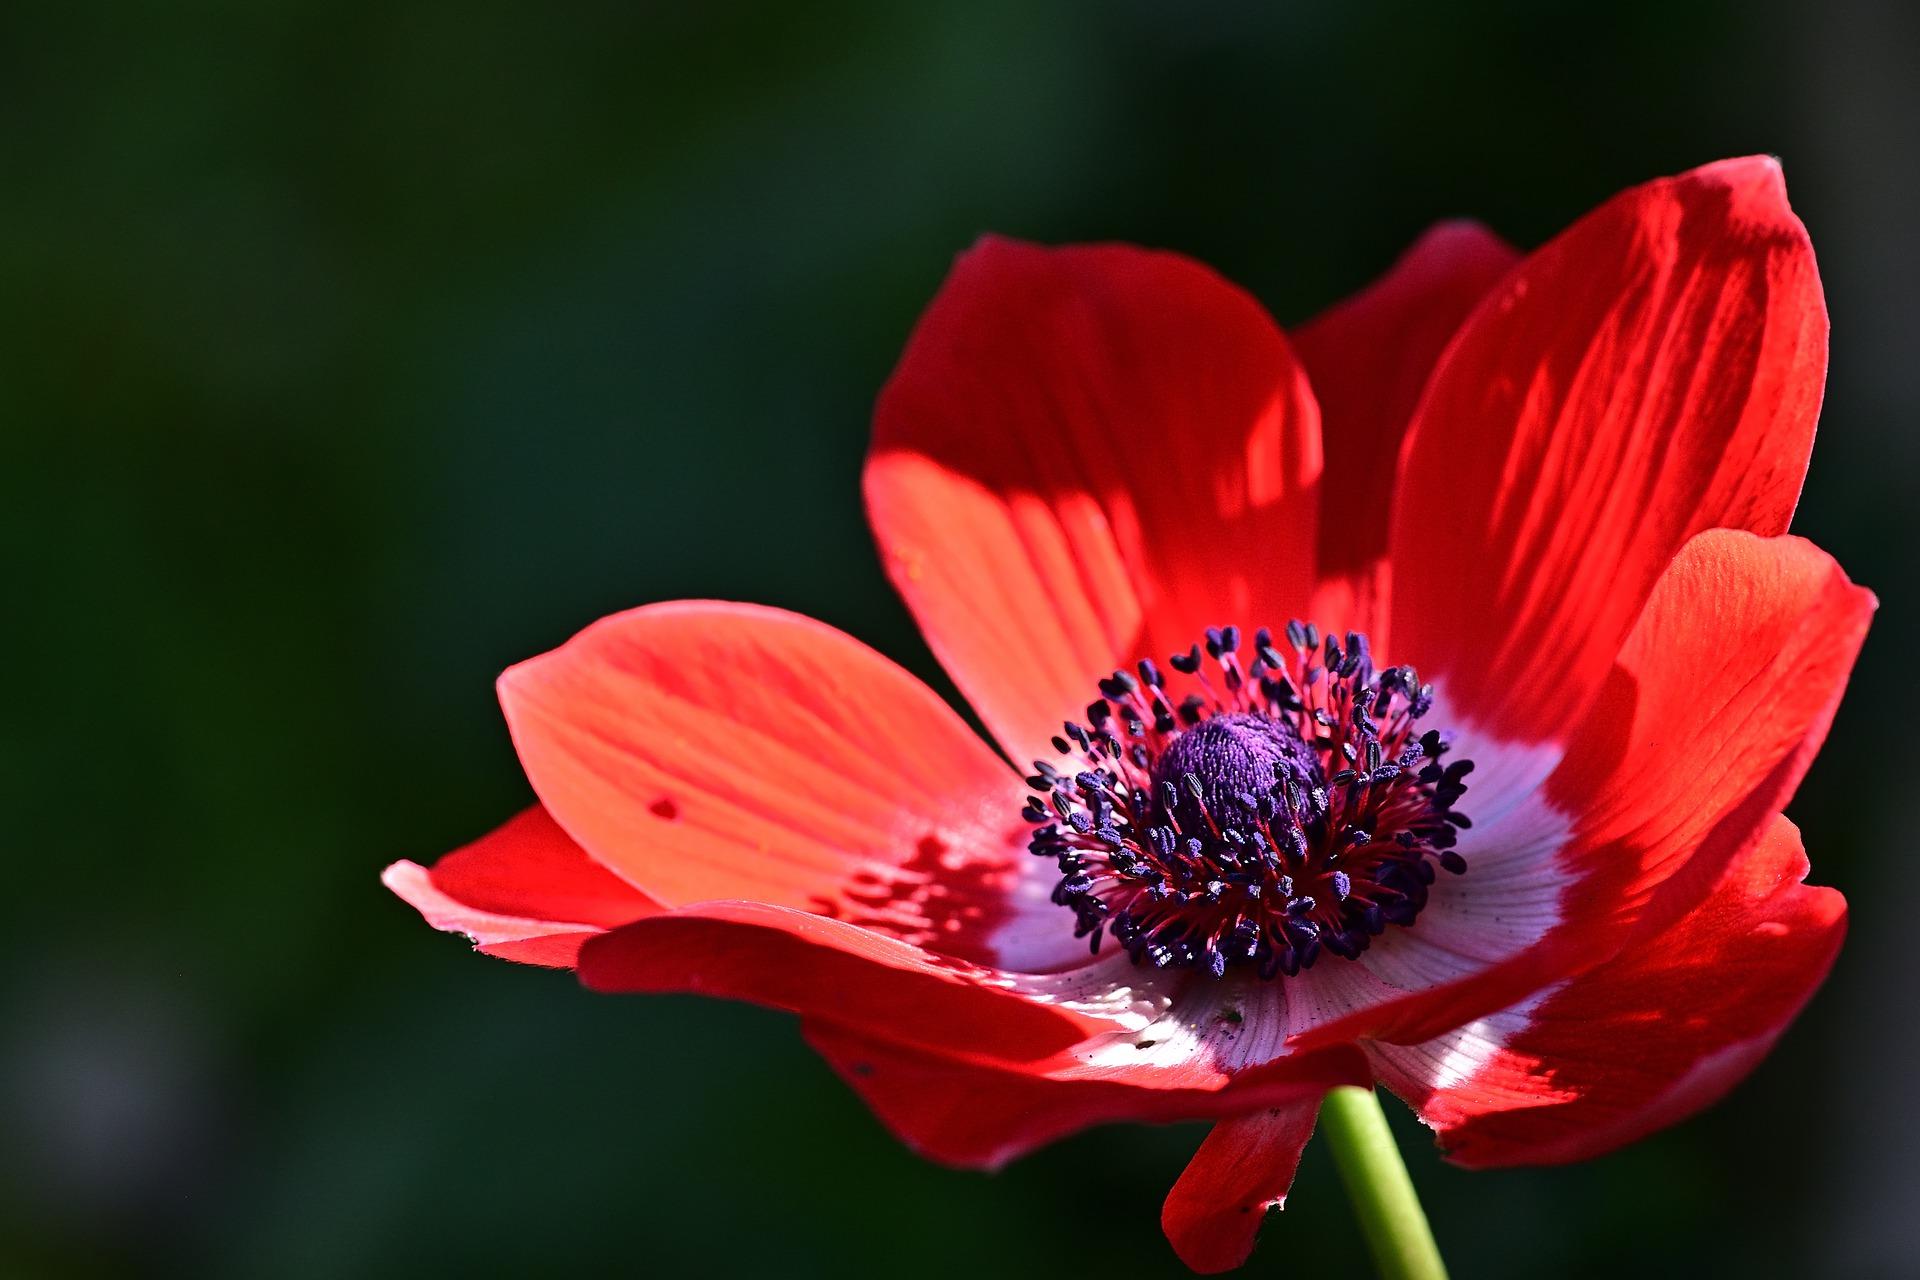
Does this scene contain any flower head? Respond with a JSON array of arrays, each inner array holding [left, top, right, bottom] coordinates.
[[386, 157, 1869, 1273]]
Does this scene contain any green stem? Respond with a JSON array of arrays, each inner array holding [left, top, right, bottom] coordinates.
[[1318, 1085, 1449, 1280]]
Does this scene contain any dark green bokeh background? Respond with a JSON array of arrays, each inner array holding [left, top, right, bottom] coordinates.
[[6, 3, 1916, 1276]]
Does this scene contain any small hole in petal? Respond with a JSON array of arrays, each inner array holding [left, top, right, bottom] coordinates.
[[650, 797, 679, 820]]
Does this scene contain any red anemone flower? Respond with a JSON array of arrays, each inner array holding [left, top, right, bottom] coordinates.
[[386, 156, 1869, 1273]]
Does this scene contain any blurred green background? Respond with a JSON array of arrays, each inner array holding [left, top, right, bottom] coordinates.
[[5, 2, 1915, 1276]]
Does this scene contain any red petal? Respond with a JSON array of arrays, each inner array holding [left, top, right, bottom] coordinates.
[[421, 805, 658, 926], [382, 806, 658, 968], [1292, 529, 1869, 1051], [1368, 817, 1845, 1167], [498, 600, 1041, 966], [803, 1020, 1361, 1172], [577, 901, 1105, 1063], [1544, 529, 1870, 938], [1162, 1104, 1320, 1273], [866, 237, 1322, 763], [1388, 157, 1827, 744], [1292, 221, 1520, 637]]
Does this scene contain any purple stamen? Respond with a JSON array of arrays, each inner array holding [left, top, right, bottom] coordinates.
[[1023, 621, 1475, 980]]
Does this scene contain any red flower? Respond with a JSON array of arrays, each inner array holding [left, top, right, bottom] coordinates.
[[386, 157, 1869, 1272]]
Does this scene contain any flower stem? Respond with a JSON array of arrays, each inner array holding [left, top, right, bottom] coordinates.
[[1318, 1085, 1448, 1280]]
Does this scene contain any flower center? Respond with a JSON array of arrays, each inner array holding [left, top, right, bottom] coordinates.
[[1022, 623, 1473, 979]]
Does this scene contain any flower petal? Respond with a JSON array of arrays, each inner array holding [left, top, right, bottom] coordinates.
[[1539, 529, 1870, 947], [866, 237, 1322, 764], [1291, 529, 1869, 1050], [382, 806, 658, 967], [802, 1020, 1361, 1171], [497, 600, 1058, 967], [1292, 220, 1520, 636], [1161, 1103, 1321, 1273], [577, 901, 1107, 1063], [1388, 157, 1827, 745], [584, 908, 1346, 1086], [1367, 816, 1845, 1167]]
